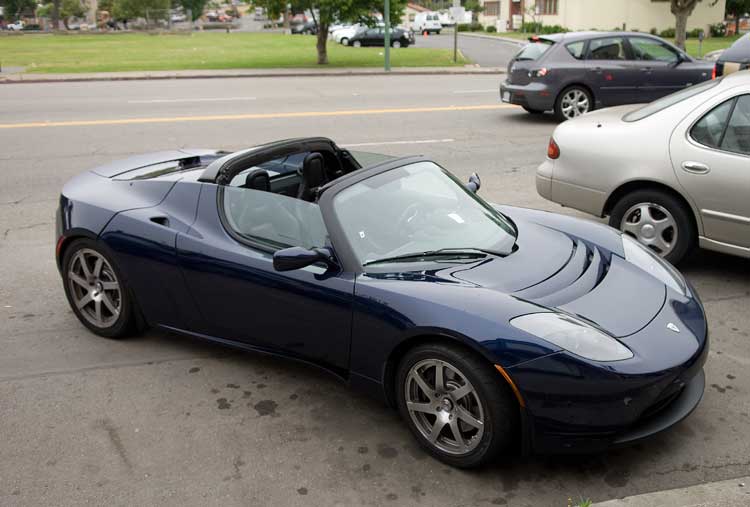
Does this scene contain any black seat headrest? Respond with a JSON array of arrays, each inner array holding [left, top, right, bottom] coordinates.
[[244, 169, 271, 191], [298, 153, 328, 202]]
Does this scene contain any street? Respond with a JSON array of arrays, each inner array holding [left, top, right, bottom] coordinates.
[[1, 74, 749, 506]]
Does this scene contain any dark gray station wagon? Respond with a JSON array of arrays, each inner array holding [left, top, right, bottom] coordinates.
[[500, 32, 713, 120]]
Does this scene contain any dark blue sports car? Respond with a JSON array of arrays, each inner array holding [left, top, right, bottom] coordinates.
[[56, 137, 708, 468]]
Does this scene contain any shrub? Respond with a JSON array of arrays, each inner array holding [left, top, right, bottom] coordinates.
[[649, 27, 658, 35], [659, 27, 676, 38], [710, 22, 726, 37], [520, 21, 567, 34], [486, 25, 496, 33], [687, 27, 703, 38]]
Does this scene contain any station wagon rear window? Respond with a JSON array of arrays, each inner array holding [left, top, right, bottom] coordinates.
[[515, 40, 553, 61]]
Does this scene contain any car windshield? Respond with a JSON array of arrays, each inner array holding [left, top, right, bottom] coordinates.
[[623, 79, 721, 122], [515, 40, 553, 61], [332, 161, 517, 266]]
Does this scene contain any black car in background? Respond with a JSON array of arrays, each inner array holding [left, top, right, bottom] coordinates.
[[714, 33, 749, 77], [349, 27, 414, 48], [500, 32, 713, 121]]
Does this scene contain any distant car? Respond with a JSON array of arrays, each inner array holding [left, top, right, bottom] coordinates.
[[713, 33, 749, 77], [7, 21, 24, 30], [412, 12, 441, 34], [56, 137, 707, 468], [254, 7, 265, 20], [501, 32, 713, 121], [349, 27, 414, 48], [291, 20, 317, 34], [537, 71, 750, 264], [334, 24, 366, 45], [171, 12, 187, 23]]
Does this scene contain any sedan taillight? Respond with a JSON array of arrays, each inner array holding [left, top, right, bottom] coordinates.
[[547, 138, 560, 159], [712, 64, 717, 80]]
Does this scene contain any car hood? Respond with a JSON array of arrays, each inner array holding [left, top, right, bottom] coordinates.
[[380, 207, 665, 338]]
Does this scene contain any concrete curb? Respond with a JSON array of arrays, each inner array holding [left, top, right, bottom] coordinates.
[[0, 66, 505, 84], [594, 475, 750, 507], [458, 32, 527, 46]]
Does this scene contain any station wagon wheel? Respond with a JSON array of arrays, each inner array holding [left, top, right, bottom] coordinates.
[[62, 239, 137, 338], [555, 86, 592, 121], [392, 40, 402, 48], [609, 189, 696, 265], [396, 343, 518, 468]]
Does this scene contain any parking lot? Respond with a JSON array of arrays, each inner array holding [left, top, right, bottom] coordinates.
[[1, 74, 749, 506]]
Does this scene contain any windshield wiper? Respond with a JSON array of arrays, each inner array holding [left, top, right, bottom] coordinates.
[[363, 248, 506, 267]]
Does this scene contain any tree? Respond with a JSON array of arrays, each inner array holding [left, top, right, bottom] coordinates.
[[178, 0, 208, 20], [463, 0, 482, 23], [112, 0, 169, 20], [726, 0, 750, 35], [670, 0, 719, 49], [0, 0, 36, 21]]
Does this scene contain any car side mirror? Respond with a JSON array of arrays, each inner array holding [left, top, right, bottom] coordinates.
[[466, 172, 481, 193], [273, 246, 338, 272]]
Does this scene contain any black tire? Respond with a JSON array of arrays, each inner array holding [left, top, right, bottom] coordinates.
[[554, 85, 593, 121], [522, 106, 544, 114], [395, 342, 518, 468], [61, 238, 137, 338], [436, 30, 441, 35], [340, 37, 349, 46], [609, 189, 696, 265], [392, 40, 402, 48]]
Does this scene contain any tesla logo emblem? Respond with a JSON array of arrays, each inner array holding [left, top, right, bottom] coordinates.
[[667, 323, 680, 333]]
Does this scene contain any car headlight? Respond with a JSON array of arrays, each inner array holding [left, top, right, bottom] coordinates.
[[510, 312, 633, 362], [621, 234, 686, 295]]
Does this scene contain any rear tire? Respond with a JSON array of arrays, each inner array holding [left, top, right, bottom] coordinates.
[[392, 40, 401, 48], [341, 37, 349, 46], [395, 342, 518, 468], [554, 85, 593, 121], [352, 40, 361, 47], [62, 238, 137, 338], [609, 189, 696, 265]]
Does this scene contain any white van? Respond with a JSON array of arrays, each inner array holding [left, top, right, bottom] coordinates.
[[412, 12, 441, 34]]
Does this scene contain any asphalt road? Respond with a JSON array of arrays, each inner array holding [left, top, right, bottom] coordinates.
[[1, 74, 749, 507], [415, 32, 521, 68]]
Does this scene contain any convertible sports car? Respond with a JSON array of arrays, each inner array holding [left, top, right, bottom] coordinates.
[[57, 137, 708, 468]]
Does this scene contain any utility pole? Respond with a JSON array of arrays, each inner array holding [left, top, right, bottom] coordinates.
[[384, 0, 391, 71], [452, 0, 459, 62]]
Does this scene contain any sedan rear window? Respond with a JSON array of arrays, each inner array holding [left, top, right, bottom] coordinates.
[[623, 79, 721, 122], [515, 41, 553, 61]]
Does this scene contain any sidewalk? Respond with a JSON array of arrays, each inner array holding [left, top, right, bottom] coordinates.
[[0, 65, 505, 84], [595, 475, 750, 507]]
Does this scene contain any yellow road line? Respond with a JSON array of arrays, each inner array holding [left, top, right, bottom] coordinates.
[[0, 104, 517, 130]]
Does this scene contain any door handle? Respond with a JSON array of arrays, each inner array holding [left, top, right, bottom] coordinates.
[[150, 216, 171, 227], [681, 161, 710, 174]]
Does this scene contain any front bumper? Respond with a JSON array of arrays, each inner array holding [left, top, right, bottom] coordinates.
[[500, 81, 556, 111], [508, 291, 709, 454]]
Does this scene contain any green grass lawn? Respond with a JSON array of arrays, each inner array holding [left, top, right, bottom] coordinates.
[[0, 32, 469, 73]]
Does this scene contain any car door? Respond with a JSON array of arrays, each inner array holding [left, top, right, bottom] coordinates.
[[176, 182, 355, 371], [584, 36, 639, 107], [670, 93, 750, 249], [628, 36, 706, 101]]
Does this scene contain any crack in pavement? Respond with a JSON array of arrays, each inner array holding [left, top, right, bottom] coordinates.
[[2, 221, 51, 240]]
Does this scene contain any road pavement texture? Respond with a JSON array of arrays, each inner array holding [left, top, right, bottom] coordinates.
[[1, 75, 749, 506], [415, 32, 520, 68]]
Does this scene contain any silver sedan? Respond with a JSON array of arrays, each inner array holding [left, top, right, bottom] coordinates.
[[537, 71, 750, 264]]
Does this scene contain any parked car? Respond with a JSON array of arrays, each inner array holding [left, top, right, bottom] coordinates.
[[537, 70, 750, 264], [501, 32, 713, 121], [412, 11, 441, 34], [6, 20, 24, 30], [713, 33, 749, 77], [291, 20, 317, 34], [349, 27, 414, 48], [56, 137, 707, 468], [334, 24, 366, 45]]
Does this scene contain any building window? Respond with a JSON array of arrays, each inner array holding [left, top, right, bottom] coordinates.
[[537, 0, 558, 15], [484, 1, 500, 17]]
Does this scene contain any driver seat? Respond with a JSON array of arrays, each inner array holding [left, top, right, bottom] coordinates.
[[297, 152, 328, 202]]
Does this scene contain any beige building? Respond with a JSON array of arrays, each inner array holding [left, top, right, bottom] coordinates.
[[479, 0, 726, 33]]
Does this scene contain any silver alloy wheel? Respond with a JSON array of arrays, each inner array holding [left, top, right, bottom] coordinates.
[[353, 40, 361, 47], [67, 248, 122, 328], [341, 38, 349, 46], [393, 40, 401, 48], [620, 202, 678, 257], [405, 359, 485, 455], [560, 88, 590, 119]]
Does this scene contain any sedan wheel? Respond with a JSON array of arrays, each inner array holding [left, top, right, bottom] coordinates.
[[555, 86, 592, 121], [609, 189, 696, 265], [352, 40, 361, 47], [62, 239, 136, 337], [392, 40, 402, 48], [396, 343, 517, 468]]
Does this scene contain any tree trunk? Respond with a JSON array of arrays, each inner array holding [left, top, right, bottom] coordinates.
[[674, 10, 688, 49], [316, 23, 329, 65], [51, 0, 61, 30]]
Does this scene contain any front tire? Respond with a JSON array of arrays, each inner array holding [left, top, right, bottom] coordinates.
[[554, 85, 592, 121], [62, 238, 137, 338], [340, 37, 349, 46], [392, 40, 401, 48], [609, 189, 696, 265], [396, 343, 518, 468], [352, 40, 361, 47]]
